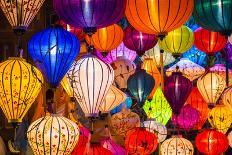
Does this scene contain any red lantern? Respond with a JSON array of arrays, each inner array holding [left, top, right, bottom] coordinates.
[[125, 127, 158, 155], [195, 129, 229, 155], [194, 28, 227, 54], [72, 143, 113, 155]]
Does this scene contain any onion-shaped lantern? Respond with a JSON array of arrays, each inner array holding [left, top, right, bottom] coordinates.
[[0, 0, 45, 32], [125, 127, 158, 155], [110, 109, 140, 137], [86, 24, 123, 52], [110, 95, 133, 115], [27, 115, 80, 155], [208, 105, 232, 134], [111, 57, 136, 89], [195, 129, 229, 155], [142, 44, 175, 67], [143, 120, 167, 143], [54, 0, 126, 31], [186, 87, 210, 130], [0, 57, 43, 123], [210, 64, 232, 86], [164, 72, 193, 114], [125, 0, 194, 35], [123, 25, 158, 56], [194, 28, 227, 54], [99, 85, 126, 113], [161, 136, 194, 155], [143, 87, 172, 125], [28, 26, 80, 87], [166, 58, 205, 81], [222, 87, 232, 110], [197, 72, 226, 107], [67, 55, 114, 117], [100, 138, 126, 155], [127, 69, 155, 104], [228, 131, 232, 148], [158, 26, 194, 54]]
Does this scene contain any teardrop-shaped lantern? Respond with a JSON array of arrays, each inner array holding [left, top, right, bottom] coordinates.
[[164, 72, 193, 114], [67, 55, 114, 117], [0, 57, 43, 123], [28, 26, 80, 87], [222, 87, 232, 110]]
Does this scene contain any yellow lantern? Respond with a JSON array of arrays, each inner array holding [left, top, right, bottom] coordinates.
[[222, 87, 232, 110], [197, 72, 226, 107], [158, 26, 194, 54], [208, 105, 232, 134], [0, 57, 43, 123], [61, 76, 74, 97]]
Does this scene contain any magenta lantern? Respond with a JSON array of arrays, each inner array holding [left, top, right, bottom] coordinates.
[[100, 138, 126, 155]]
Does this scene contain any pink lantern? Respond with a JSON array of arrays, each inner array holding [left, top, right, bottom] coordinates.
[[100, 138, 126, 155]]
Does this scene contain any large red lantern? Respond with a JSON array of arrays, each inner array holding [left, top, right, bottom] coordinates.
[[125, 127, 158, 155], [194, 28, 227, 54], [195, 129, 229, 155]]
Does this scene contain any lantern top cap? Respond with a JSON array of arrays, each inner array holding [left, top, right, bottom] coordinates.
[[8, 57, 26, 61]]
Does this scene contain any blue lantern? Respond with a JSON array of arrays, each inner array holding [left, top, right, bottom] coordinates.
[[110, 95, 133, 114], [28, 26, 80, 87]]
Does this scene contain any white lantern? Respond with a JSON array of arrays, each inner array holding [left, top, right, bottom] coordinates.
[[67, 55, 114, 117], [143, 120, 167, 142], [27, 115, 79, 155], [161, 136, 194, 155]]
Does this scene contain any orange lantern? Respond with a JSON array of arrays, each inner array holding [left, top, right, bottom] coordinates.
[[86, 24, 123, 51], [142, 58, 161, 99]]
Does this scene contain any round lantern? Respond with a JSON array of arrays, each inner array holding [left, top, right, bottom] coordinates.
[[27, 115, 80, 155], [110, 95, 133, 115], [125, 127, 158, 155], [222, 87, 232, 110], [228, 131, 232, 148], [142, 44, 175, 67], [194, 28, 227, 54], [111, 57, 136, 89], [125, 0, 194, 35], [86, 24, 123, 51], [127, 69, 155, 104], [143, 120, 167, 143], [193, 0, 232, 35], [143, 87, 172, 125], [158, 26, 194, 54], [99, 85, 126, 113], [164, 72, 193, 114], [28, 26, 80, 87], [110, 109, 140, 137], [197, 72, 226, 107], [67, 55, 114, 117], [208, 105, 232, 134], [123, 25, 158, 56], [54, 0, 126, 30], [100, 138, 126, 155], [196, 129, 229, 155], [0, 57, 43, 123], [166, 58, 205, 81], [186, 87, 210, 130], [161, 136, 194, 155]]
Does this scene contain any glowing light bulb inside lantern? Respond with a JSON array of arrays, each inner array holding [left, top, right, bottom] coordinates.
[[139, 32, 144, 48]]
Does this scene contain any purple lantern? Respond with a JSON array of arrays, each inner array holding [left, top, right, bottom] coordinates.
[[172, 105, 200, 131], [164, 72, 193, 115], [123, 26, 158, 56], [100, 138, 126, 155], [53, 0, 126, 31], [222, 43, 232, 63]]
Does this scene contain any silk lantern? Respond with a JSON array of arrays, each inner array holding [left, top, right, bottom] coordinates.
[[194, 28, 227, 54], [158, 26, 194, 55], [164, 72, 193, 114], [196, 129, 229, 155], [166, 58, 205, 81], [123, 25, 158, 56], [197, 72, 226, 107], [0, 57, 43, 123], [110, 95, 133, 115], [111, 57, 136, 89], [143, 87, 172, 125], [208, 105, 232, 134], [54, 0, 126, 31], [86, 24, 123, 52], [125, 127, 158, 155], [228, 131, 232, 148], [28, 26, 80, 87], [193, 0, 232, 36], [186, 87, 210, 130], [27, 115, 80, 155], [100, 138, 126, 155], [125, 0, 194, 35], [67, 55, 114, 117], [161, 136, 194, 155], [142, 58, 161, 99], [127, 69, 155, 104], [222, 87, 232, 110]]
